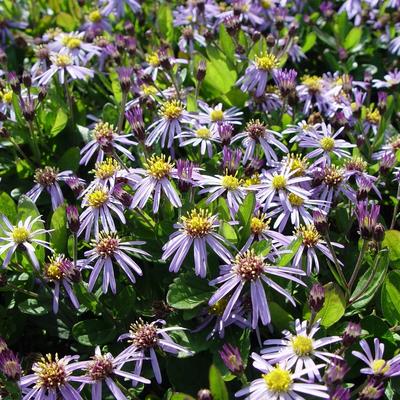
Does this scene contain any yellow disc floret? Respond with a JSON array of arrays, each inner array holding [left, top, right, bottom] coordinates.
[[160, 100, 184, 120], [145, 154, 174, 179], [195, 127, 211, 139], [93, 158, 120, 179], [35, 354, 66, 389], [87, 188, 109, 208], [1, 90, 13, 104], [54, 54, 72, 67], [320, 136, 335, 151], [263, 366, 292, 393], [291, 335, 314, 356], [250, 213, 270, 236], [181, 209, 213, 238], [11, 227, 30, 244], [296, 224, 320, 247], [45, 260, 63, 281], [222, 174, 241, 190], [288, 193, 304, 207], [271, 174, 287, 190], [255, 53, 279, 70], [146, 52, 160, 67], [372, 359, 390, 375], [302, 75, 322, 92], [88, 9, 102, 22], [366, 108, 381, 125], [210, 108, 224, 122]]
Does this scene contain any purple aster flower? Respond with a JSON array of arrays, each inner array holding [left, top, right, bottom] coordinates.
[[275, 68, 298, 97], [297, 75, 331, 115], [237, 52, 280, 97], [221, 146, 242, 175], [343, 321, 362, 347], [285, 120, 321, 142], [20, 354, 85, 400], [331, 387, 351, 400], [81, 9, 112, 36], [0, 349, 21, 380], [43, 254, 80, 314], [78, 186, 126, 241], [218, 122, 234, 145], [339, 0, 362, 24], [235, 353, 329, 400], [219, 344, 244, 375], [359, 377, 385, 400], [82, 231, 149, 294], [118, 319, 192, 384], [79, 346, 150, 399], [101, 0, 141, 18], [261, 319, 341, 381], [179, 124, 221, 157], [125, 105, 145, 143], [146, 99, 192, 148], [209, 249, 305, 329], [34, 53, 94, 85], [26, 167, 75, 210], [0, 215, 53, 270], [324, 358, 349, 386], [363, 107, 381, 135], [162, 209, 232, 278], [80, 121, 136, 166], [352, 338, 400, 378], [379, 151, 396, 173], [178, 26, 206, 54], [130, 154, 182, 213], [253, 164, 311, 211], [356, 201, 380, 239], [66, 205, 80, 234], [176, 159, 201, 192], [232, 119, 288, 165]]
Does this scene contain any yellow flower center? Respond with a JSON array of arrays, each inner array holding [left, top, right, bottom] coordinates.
[[372, 359, 390, 375], [345, 157, 367, 172], [209, 298, 229, 316], [296, 225, 320, 247], [55, 54, 72, 67], [234, 250, 266, 281], [87, 188, 109, 208], [11, 227, 30, 244], [88, 9, 102, 22], [302, 75, 322, 92], [45, 261, 63, 281], [271, 174, 287, 190], [93, 158, 120, 179], [255, 53, 279, 70], [366, 108, 381, 125], [244, 173, 261, 187], [35, 354, 66, 389], [263, 367, 292, 393], [323, 166, 343, 187], [210, 109, 224, 122], [261, 0, 272, 8], [221, 174, 240, 190], [160, 100, 184, 120], [291, 335, 314, 356], [195, 127, 211, 139], [250, 215, 270, 235], [320, 136, 335, 151], [145, 155, 174, 179], [65, 37, 82, 49], [93, 121, 116, 141], [285, 154, 309, 177], [182, 209, 213, 238], [1, 90, 13, 104], [141, 84, 157, 96], [288, 193, 304, 206], [146, 52, 160, 67]]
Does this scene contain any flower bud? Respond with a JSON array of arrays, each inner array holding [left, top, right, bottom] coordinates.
[[309, 283, 325, 313], [8, 72, 20, 94], [197, 389, 213, 400], [22, 71, 32, 88], [313, 210, 328, 235], [196, 60, 207, 82], [266, 34, 275, 47], [373, 223, 385, 242], [359, 378, 384, 400], [66, 205, 80, 234], [219, 344, 244, 375], [342, 321, 361, 347], [324, 359, 349, 386], [0, 349, 21, 380]]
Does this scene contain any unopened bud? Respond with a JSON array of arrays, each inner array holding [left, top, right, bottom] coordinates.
[[196, 60, 207, 82], [197, 389, 213, 400], [342, 321, 361, 347], [309, 283, 325, 313], [66, 205, 80, 234], [373, 223, 385, 242]]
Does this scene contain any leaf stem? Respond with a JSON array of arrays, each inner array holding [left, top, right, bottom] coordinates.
[[347, 240, 368, 294], [390, 183, 400, 229]]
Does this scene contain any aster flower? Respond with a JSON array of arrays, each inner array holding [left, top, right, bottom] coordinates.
[[232, 119, 288, 164], [179, 124, 221, 157], [178, 26, 206, 54], [0, 215, 52, 270], [80, 121, 136, 166], [26, 167, 75, 210], [292, 224, 343, 275], [34, 53, 94, 86], [220, 344, 244, 375], [352, 338, 400, 378], [235, 353, 329, 400], [297, 75, 331, 115], [130, 154, 182, 213], [355, 201, 380, 240], [82, 9, 112, 36], [285, 120, 321, 142], [363, 107, 381, 135], [118, 319, 191, 384], [43, 254, 80, 314], [372, 69, 400, 89], [80, 346, 150, 400], [82, 231, 149, 294], [162, 209, 232, 278], [209, 249, 305, 329], [146, 99, 192, 148], [20, 354, 85, 400], [101, 0, 141, 17], [237, 52, 280, 97], [261, 319, 341, 381], [0, 86, 16, 121], [253, 164, 311, 211], [359, 377, 385, 400], [78, 186, 126, 240], [298, 123, 355, 166], [0, 349, 21, 380]]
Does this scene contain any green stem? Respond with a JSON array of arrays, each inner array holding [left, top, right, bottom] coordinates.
[[390, 184, 400, 230], [9, 137, 35, 167], [113, 151, 129, 172], [64, 79, 74, 123], [325, 232, 348, 292], [347, 240, 368, 294], [117, 91, 128, 134], [27, 120, 41, 161], [73, 233, 78, 270]]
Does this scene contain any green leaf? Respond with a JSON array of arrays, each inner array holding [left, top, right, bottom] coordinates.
[[381, 271, 400, 324], [219, 221, 238, 245], [270, 301, 294, 332], [102, 103, 119, 124], [50, 109, 68, 137], [382, 230, 400, 262], [169, 394, 196, 400], [0, 192, 17, 224], [57, 146, 80, 172], [209, 365, 228, 400], [72, 319, 115, 346], [18, 298, 48, 316], [219, 25, 235, 63], [167, 273, 214, 310], [316, 283, 345, 327], [302, 32, 317, 53], [158, 4, 174, 42], [344, 27, 362, 50], [50, 206, 67, 253], [277, 238, 302, 267], [238, 192, 255, 237], [55, 12, 76, 31]]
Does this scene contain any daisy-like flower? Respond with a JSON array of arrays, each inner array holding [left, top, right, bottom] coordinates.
[[179, 125, 221, 157], [80, 346, 150, 400], [20, 354, 85, 400], [0, 215, 52, 270], [198, 172, 247, 218], [352, 338, 400, 378], [254, 164, 311, 211], [298, 123, 355, 166], [43, 254, 80, 314], [232, 119, 288, 164], [261, 319, 341, 381], [285, 120, 321, 142], [82, 9, 111, 36], [78, 186, 125, 240], [145, 99, 192, 148], [34, 53, 94, 86], [291, 224, 343, 275], [83, 231, 149, 294], [297, 75, 331, 115], [235, 353, 329, 400], [26, 166, 76, 210], [118, 319, 191, 384], [197, 101, 243, 134], [178, 26, 206, 54], [237, 52, 280, 97], [130, 154, 182, 213], [372, 69, 400, 89], [209, 249, 305, 329], [80, 121, 136, 166], [363, 106, 381, 135], [0, 86, 16, 121], [162, 209, 232, 278], [101, 0, 141, 18]]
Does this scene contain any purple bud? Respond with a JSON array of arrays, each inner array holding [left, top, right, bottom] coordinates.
[[324, 359, 349, 386], [117, 67, 133, 93], [113, 184, 133, 208], [330, 387, 351, 400], [219, 343, 244, 375], [66, 176, 86, 197], [125, 105, 145, 142], [342, 321, 361, 347], [197, 60, 207, 82], [313, 210, 328, 235], [309, 283, 325, 313], [359, 377, 385, 400], [0, 349, 21, 380], [218, 122, 233, 146], [8, 72, 20, 94], [197, 389, 213, 400], [66, 205, 80, 234], [176, 159, 196, 192], [222, 146, 241, 175], [373, 223, 385, 242]]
